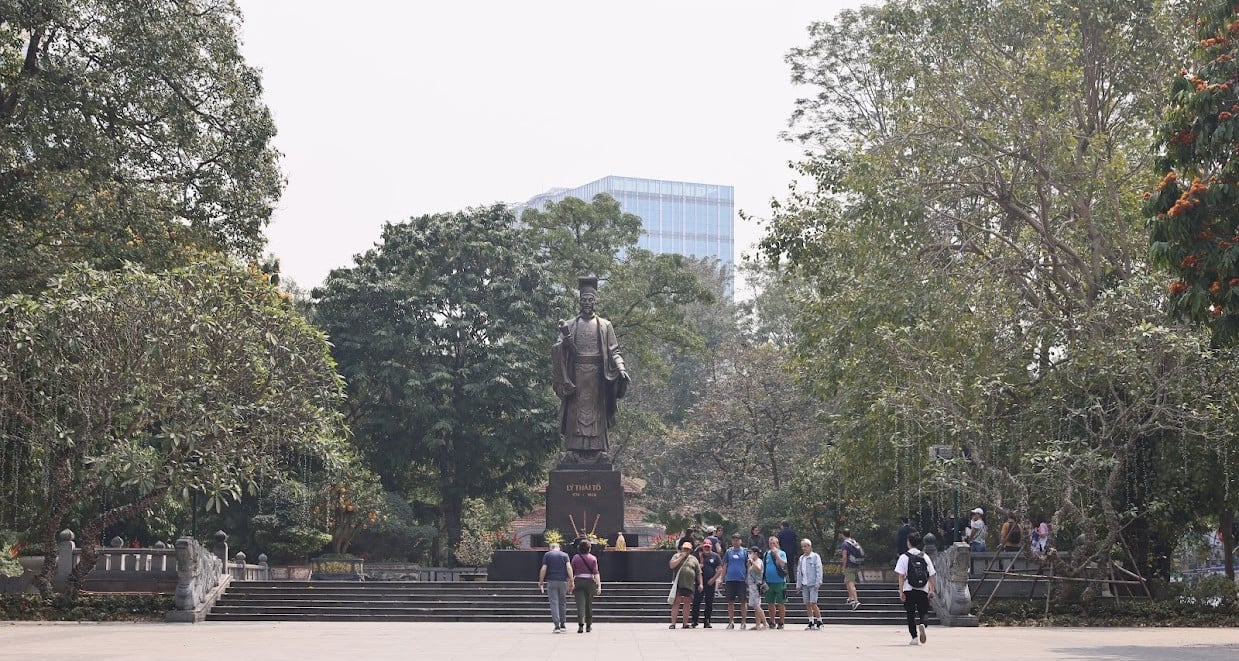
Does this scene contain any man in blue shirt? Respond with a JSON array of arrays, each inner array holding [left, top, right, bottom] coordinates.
[[721, 533, 748, 629], [764, 536, 789, 629], [538, 542, 573, 633]]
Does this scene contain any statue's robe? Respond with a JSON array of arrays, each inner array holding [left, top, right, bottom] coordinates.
[[551, 315, 626, 452]]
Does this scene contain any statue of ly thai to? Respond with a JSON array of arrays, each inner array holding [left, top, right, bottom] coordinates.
[[551, 276, 630, 466]]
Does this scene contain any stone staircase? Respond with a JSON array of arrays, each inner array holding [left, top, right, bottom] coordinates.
[[207, 579, 938, 625]]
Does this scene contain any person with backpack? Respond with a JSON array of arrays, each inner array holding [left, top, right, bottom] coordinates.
[[764, 536, 789, 629], [839, 529, 864, 610], [1000, 512, 1021, 552], [895, 531, 937, 646]]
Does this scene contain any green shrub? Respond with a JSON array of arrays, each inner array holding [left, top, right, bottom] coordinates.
[[0, 594, 174, 621], [977, 590, 1239, 627]]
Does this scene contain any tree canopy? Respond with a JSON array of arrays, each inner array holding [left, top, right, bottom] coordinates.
[[0, 0, 283, 295], [313, 205, 562, 564], [0, 258, 346, 595], [757, 0, 1238, 584]]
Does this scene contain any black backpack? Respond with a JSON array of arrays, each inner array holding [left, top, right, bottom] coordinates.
[[1006, 523, 1021, 545], [844, 540, 865, 565], [904, 552, 930, 588]]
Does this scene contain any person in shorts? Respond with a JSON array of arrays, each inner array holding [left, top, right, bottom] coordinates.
[[744, 546, 769, 630], [839, 529, 863, 609], [764, 536, 789, 628], [721, 533, 748, 629], [797, 539, 823, 629]]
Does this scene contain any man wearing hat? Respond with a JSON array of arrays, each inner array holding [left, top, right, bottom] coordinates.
[[551, 276, 631, 465], [965, 508, 987, 552], [691, 539, 723, 628]]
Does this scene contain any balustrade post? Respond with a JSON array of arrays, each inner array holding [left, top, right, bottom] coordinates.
[[53, 529, 75, 593], [212, 531, 229, 573]]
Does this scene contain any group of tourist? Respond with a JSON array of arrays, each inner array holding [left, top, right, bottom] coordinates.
[[535, 519, 939, 645], [938, 508, 1051, 554]]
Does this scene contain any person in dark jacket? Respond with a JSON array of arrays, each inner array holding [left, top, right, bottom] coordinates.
[[896, 517, 915, 556], [776, 521, 799, 583]]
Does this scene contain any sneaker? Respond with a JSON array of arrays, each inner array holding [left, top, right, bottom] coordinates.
[[740, 623, 747, 630], [918, 623, 927, 643], [777, 622, 784, 630], [690, 623, 698, 628], [815, 620, 824, 629], [909, 638, 920, 645], [586, 625, 592, 633], [851, 601, 861, 610], [681, 624, 690, 629], [668, 624, 677, 630], [703, 622, 712, 629], [578, 625, 584, 634], [726, 623, 734, 630], [553, 628, 562, 634]]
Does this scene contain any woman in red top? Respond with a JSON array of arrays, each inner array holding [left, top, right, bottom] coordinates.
[[570, 540, 602, 633]]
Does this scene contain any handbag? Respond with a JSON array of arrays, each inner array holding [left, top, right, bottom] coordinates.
[[667, 555, 688, 604]]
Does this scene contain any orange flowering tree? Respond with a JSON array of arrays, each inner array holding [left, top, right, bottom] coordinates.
[[319, 460, 385, 556], [1148, 2, 1239, 345]]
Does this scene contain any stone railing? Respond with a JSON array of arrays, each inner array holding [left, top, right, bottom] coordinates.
[[925, 538, 978, 626], [167, 534, 229, 623], [228, 551, 270, 581]]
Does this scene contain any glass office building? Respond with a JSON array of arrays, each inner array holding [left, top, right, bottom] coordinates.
[[517, 175, 735, 283]]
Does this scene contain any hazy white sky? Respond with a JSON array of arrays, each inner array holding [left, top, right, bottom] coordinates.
[[233, 0, 867, 289]]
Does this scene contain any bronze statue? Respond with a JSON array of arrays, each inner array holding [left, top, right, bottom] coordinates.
[[551, 276, 630, 465]]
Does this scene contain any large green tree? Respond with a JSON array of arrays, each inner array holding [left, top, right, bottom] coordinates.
[[761, 0, 1235, 585], [0, 258, 345, 596], [0, 0, 282, 294], [313, 205, 561, 564]]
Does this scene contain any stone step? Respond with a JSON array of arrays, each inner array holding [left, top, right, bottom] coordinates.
[[205, 611, 919, 625], [213, 597, 911, 607], [207, 581, 936, 625]]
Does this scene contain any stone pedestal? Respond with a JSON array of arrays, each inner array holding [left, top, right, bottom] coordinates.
[[545, 469, 624, 542]]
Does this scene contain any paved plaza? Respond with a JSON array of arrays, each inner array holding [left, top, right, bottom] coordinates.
[[1, 621, 1236, 660]]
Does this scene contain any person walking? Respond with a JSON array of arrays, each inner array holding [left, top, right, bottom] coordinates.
[[570, 539, 602, 633], [764, 536, 789, 629], [777, 521, 799, 583], [668, 540, 703, 629], [538, 542, 573, 633], [797, 539, 824, 629], [839, 529, 864, 609], [895, 531, 937, 646], [744, 546, 770, 630], [721, 533, 748, 629], [691, 539, 722, 628]]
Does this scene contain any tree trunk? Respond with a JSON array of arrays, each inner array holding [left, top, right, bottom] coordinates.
[[1222, 507, 1235, 582], [67, 488, 167, 598], [442, 493, 464, 568]]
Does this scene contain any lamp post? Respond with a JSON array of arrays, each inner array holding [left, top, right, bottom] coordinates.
[[929, 445, 960, 543], [186, 451, 203, 537]]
